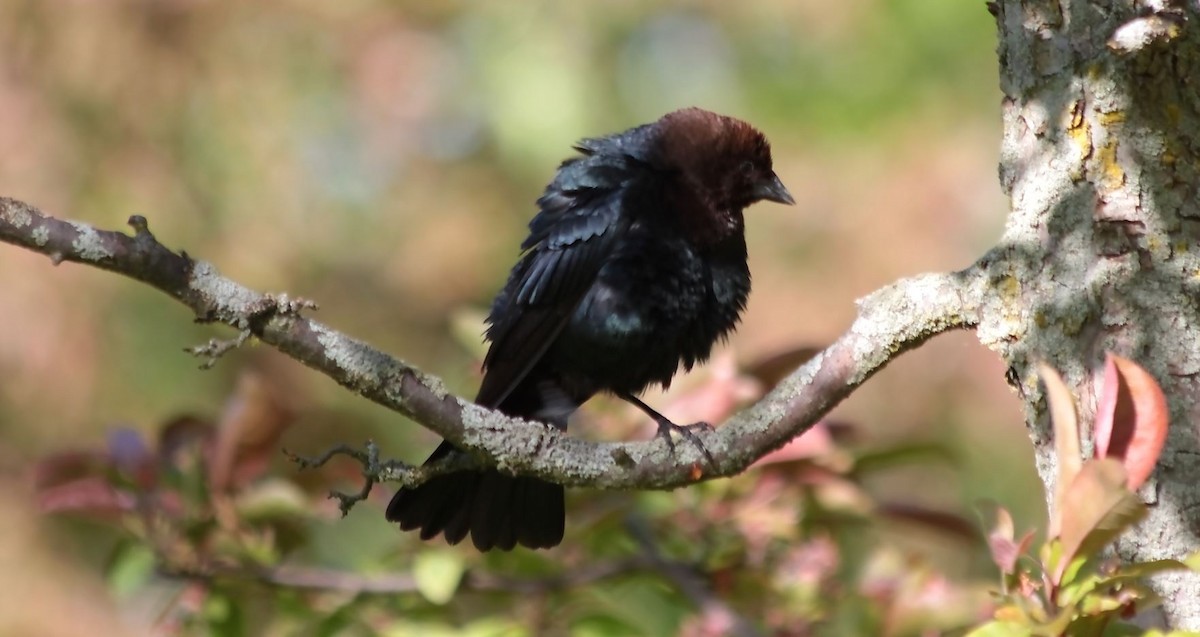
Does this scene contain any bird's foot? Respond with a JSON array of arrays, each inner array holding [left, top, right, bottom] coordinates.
[[654, 418, 716, 467], [616, 392, 718, 468]]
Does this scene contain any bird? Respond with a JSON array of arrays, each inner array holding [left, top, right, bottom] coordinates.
[[386, 107, 794, 551]]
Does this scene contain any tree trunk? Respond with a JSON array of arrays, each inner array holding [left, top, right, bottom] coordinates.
[[985, 0, 1200, 626]]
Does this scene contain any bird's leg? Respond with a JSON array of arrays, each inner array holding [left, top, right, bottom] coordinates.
[[617, 392, 715, 466]]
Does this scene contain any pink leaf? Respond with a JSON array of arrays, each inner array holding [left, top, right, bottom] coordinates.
[[31, 450, 108, 489], [1055, 458, 1146, 584], [751, 421, 838, 468], [1094, 353, 1169, 490], [1037, 363, 1080, 538], [209, 372, 295, 492], [979, 501, 1035, 574], [37, 477, 136, 517]]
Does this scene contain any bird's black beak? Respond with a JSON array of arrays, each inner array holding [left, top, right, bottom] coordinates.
[[752, 172, 795, 205]]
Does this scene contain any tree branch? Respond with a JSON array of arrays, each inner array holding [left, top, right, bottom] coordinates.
[[0, 196, 983, 491], [158, 516, 759, 631]]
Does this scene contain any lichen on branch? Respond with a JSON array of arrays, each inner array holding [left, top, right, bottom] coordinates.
[[0, 196, 981, 494]]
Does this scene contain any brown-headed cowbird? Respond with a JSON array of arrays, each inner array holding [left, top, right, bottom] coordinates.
[[386, 107, 793, 551]]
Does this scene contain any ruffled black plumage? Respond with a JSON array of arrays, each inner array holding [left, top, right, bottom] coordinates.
[[386, 107, 793, 551]]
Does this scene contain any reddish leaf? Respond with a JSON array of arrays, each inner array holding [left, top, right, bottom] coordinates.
[[1010, 531, 1036, 574], [1038, 363, 1081, 538], [979, 502, 1035, 574], [1094, 353, 1169, 490], [659, 353, 762, 428], [777, 535, 839, 586], [209, 372, 295, 492], [1056, 458, 1146, 583], [751, 421, 839, 468], [158, 415, 215, 468], [31, 450, 109, 489], [37, 476, 136, 517]]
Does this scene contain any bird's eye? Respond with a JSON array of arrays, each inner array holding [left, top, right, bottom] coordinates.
[[738, 160, 755, 175]]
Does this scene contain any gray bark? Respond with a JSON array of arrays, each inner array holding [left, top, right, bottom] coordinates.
[[985, 0, 1200, 626], [0, 198, 980, 491], [4, 2, 1200, 625]]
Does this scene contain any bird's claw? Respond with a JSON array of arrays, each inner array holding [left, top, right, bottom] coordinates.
[[655, 419, 716, 467]]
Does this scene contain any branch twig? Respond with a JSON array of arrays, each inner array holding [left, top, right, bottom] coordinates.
[[0, 197, 983, 495]]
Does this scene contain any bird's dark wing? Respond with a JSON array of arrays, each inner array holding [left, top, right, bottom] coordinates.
[[474, 151, 641, 409]]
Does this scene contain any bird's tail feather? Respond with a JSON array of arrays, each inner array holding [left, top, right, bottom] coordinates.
[[386, 442, 566, 551], [388, 372, 575, 550]]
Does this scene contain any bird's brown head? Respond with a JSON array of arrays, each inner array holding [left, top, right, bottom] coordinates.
[[653, 108, 794, 216], [647, 108, 793, 244]]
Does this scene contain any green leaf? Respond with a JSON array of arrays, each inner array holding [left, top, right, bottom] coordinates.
[[1102, 624, 1155, 637], [1041, 605, 1075, 636], [575, 577, 688, 637], [1061, 550, 1116, 591], [381, 621, 458, 637], [412, 550, 466, 605], [234, 477, 309, 520], [202, 591, 246, 637], [964, 621, 1033, 637], [1057, 562, 1101, 606], [571, 615, 645, 637], [314, 604, 357, 637], [1076, 594, 1122, 617], [106, 541, 156, 599], [1106, 559, 1191, 583], [238, 529, 281, 567], [1041, 539, 1064, 583], [461, 617, 529, 637]]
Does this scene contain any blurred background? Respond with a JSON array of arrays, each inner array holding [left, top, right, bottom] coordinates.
[[0, 1, 1039, 635]]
